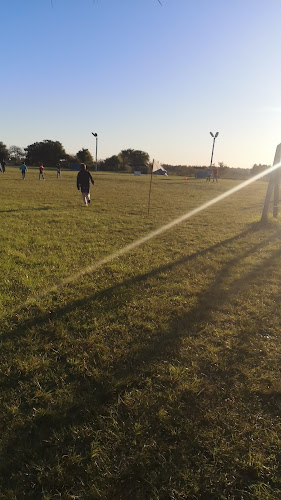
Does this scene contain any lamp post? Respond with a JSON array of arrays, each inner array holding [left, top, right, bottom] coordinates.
[[209, 131, 219, 169], [92, 132, 98, 171]]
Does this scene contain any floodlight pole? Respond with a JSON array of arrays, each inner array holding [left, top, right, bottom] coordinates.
[[209, 131, 219, 168], [92, 132, 98, 171]]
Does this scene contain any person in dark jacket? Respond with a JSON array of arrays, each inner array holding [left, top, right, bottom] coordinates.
[[77, 163, 94, 206]]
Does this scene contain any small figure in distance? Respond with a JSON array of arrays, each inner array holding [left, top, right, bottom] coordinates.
[[212, 165, 219, 183], [39, 162, 45, 180], [77, 163, 94, 206], [19, 161, 28, 179], [206, 167, 212, 182], [1, 160, 6, 173], [56, 162, 62, 179]]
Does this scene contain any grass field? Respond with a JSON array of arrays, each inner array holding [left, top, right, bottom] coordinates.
[[0, 167, 280, 499]]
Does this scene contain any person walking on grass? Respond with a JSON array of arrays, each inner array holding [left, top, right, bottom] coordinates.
[[206, 168, 212, 182], [77, 163, 94, 206], [19, 161, 28, 179], [212, 166, 219, 183], [56, 162, 62, 179], [39, 162, 45, 180], [1, 160, 6, 173]]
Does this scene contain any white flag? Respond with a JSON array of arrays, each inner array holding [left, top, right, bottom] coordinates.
[[152, 159, 165, 172]]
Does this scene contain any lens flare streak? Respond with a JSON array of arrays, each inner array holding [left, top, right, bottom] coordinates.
[[28, 161, 280, 305]]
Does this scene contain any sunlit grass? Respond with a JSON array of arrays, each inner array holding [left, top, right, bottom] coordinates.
[[0, 167, 280, 499]]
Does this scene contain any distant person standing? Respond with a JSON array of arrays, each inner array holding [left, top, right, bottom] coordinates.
[[19, 162, 28, 179], [56, 162, 62, 179], [77, 163, 94, 206], [39, 163, 45, 180], [212, 166, 218, 183], [206, 168, 212, 182], [1, 160, 6, 173]]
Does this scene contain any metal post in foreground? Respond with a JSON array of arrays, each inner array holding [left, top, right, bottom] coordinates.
[[261, 143, 281, 221]]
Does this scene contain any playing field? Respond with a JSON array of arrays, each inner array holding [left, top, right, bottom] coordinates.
[[0, 167, 280, 499]]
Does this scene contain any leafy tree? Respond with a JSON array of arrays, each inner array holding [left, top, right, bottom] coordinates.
[[218, 161, 229, 177], [119, 149, 150, 173], [8, 145, 25, 165], [0, 141, 9, 161], [63, 154, 78, 168], [251, 164, 270, 176], [76, 148, 94, 167], [101, 155, 122, 172], [218, 167, 250, 180], [25, 140, 66, 167]]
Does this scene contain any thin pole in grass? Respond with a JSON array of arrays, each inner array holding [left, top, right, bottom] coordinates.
[[148, 160, 167, 215], [147, 159, 154, 216]]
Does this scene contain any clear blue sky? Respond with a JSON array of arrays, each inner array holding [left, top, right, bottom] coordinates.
[[2, 0, 281, 168]]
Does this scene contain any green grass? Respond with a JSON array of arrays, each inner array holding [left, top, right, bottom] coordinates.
[[0, 167, 280, 499]]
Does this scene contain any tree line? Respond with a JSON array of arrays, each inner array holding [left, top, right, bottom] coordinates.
[[0, 140, 150, 173], [0, 140, 94, 169], [0, 140, 270, 178]]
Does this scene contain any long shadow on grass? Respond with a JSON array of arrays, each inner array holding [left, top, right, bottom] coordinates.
[[0, 221, 276, 341], [1, 222, 280, 384], [1, 222, 280, 397], [1, 222, 281, 496], [109, 225, 281, 378], [1, 223, 280, 408]]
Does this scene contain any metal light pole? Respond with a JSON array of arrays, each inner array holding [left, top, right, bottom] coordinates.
[[209, 131, 219, 168], [92, 132, 98, 171]]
